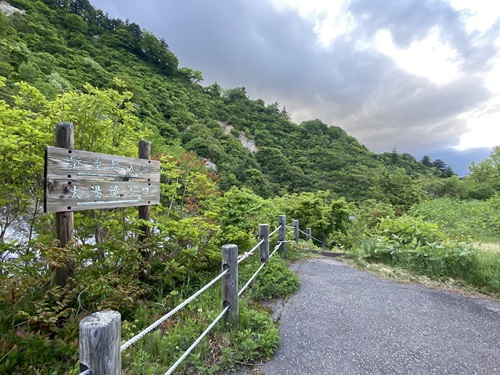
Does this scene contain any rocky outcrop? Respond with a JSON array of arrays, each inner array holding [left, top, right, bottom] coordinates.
[[220, 122, 259, 153], [0, 1, 25, 16]]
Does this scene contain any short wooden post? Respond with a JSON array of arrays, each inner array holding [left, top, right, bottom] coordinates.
[[278, 215, 286, 253], [55, 122, 74, 288], [306, 228, 312, 241], [80, 310, 121, 375], [138, 140, 152, 282], [259, 224, 269, 262], [292, 220, 299, 244], [222, 244, 238, 328]]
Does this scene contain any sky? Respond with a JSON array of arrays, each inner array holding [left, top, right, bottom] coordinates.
[[89, 0, 500, 175]]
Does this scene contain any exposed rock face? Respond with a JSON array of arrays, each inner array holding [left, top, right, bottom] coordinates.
[[220, 122, 259, 153], [221, 121, 233, 134], [0, 1, 25, 16], [238, 132, 258, 153]]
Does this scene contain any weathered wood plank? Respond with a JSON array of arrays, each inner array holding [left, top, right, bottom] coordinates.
[[79, 310, 121, 375], [278, 215, 286, 252], [45, 179, 160, 212], [44, 146, 160, 212], [45, 146, 160, 182], [293, 219, 299, 244], [259, 224, 269, 262], [222, 244, 239, 329]]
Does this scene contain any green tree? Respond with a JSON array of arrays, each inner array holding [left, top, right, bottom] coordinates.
[[461, 146, 500, 199], [213, 187, 275, 250], [282, 191, 353, 246], [421, 155, 432, 167], [0, 78, 51, 245], [371, 166, 426, 213]]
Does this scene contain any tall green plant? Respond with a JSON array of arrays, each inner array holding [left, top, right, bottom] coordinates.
[[281, 190, 354, 246]]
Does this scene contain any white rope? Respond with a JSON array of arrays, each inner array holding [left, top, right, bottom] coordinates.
[[79, 370, 91, 375], [121, 269, 229, 351], [238, 262, 266, 297], [164, 305, 230, 375], [269, 241, 284, 259], [239, 241, 284, 297], [310, 235, 322, 243], [269, 225, 282, 237], [237, 239, 265, 264]]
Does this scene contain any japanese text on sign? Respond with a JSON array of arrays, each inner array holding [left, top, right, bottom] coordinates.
[[44, 146, 160, 212]]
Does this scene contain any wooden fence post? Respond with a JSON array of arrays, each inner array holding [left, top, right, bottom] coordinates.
[[80, 310, 121, 375], [292, 220, 299, 244], [259, 224, 269, 262], [306, 228, 311, 241], [278, 215, 286, 253], [222, 244, 238, 328], [55, 122, 74, 288], [138, 140, 152, 282]]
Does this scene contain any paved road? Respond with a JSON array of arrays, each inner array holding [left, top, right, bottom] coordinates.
[[237, 257, 500, 375]]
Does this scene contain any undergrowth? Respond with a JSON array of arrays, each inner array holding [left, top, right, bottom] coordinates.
[[348, 213, 500, 296], [0, 239, 300, 375], [119, 253, 299, 374]]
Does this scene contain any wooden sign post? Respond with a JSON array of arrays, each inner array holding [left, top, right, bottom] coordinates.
[[138, 140, 152, 282], [45, 123, 161, 287], [54, 122, 75, 288]]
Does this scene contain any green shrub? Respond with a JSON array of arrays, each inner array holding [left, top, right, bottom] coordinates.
[[356, 215, 475, 279], [351, 213, 500, 294], [246, 255, 300, 300], [120, 260, 289, 375], [409, 196, 500, 243]]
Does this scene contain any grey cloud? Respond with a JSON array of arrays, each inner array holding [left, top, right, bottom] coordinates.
[[348, 0, 499, 75], [338, 72, 491, 152], [89, 0, 498, 161], [348, 0, 461, 47]]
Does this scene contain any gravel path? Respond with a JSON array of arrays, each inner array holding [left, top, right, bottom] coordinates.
[[231, 257, 500, 375]]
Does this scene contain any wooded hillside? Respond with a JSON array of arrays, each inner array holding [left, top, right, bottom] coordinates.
[[0, 0, 450, 202]]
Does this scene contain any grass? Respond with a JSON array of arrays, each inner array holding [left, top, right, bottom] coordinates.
[[281, 239, 326, 261], [347, 241, 500, 300], [475, 243, 500, 252]]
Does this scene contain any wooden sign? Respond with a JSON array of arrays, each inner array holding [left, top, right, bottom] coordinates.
[[44, 146, 160, 212]]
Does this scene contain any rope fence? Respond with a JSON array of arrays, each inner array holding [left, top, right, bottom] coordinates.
[[120, 268, 229, 351], [164, 305, 230, 375], [239, 241, 284, 297], [310, 236, 323, 243], [269, 224, 282, 237], [298, 228, 322, 244], [238, 239, 264, 264], [78, 215, 318, 375]]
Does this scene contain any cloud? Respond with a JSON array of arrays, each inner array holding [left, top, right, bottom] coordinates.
[[89, 0, 500, 161]]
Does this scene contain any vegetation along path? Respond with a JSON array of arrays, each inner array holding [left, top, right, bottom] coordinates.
[[258, 258, 500, 374]]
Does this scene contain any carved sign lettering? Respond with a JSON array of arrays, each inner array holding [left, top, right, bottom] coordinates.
[[44, 146, 160, 212]]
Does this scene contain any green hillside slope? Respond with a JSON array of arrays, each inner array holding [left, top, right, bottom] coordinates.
[[0, 0, 438, 200]]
